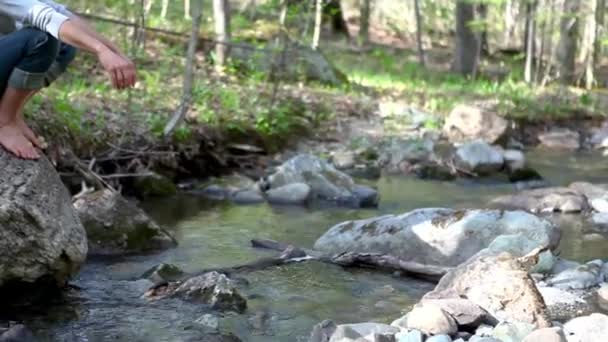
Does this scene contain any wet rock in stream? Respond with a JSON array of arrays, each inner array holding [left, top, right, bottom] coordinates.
[[314, 208, 559, 269], [144, 271, 247, 313], [0, 150, 87, 295], [74, 189, 177, 255]]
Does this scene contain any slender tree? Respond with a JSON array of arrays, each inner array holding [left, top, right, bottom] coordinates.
[[557, 0, 582, 85], [524, 0, 538, 84], [359, 0, 371, 45], [213, 0, 231, 69], [312, 0, 323, 50], [164, 0, 202, 136], [414, 0, 425, 66], [453, 0, 479, 76]]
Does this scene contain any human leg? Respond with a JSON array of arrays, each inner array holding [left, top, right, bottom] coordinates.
[[0, 28, 59, 159]]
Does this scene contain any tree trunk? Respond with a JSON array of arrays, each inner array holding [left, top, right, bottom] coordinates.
[[161, 0, 169, 18], [324, 0, 349, 37], [414, 0, 425, 67], [453, 0, 479, 76], [524, 1, 537, 84], [595, 0, 606, 73], [535, 0, 546, 84], [213, 0, 231, 69], [164, 0, 202, 136], [477, 3, 489, 55], [558, 0, 581, 85], [184, 0, 191, 19], [312, 0, 323, 50], [359, 0, 370, 45]]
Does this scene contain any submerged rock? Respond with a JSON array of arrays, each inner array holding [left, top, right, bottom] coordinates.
[[145, 271, 247, 313], [0, 151, 87, 290], [74, 190, 176, 255], [142, 263, 185, 284], [443, 104, 509, 144], [261, 154, 378, 208], [314, 208, 559, 268], [0, 324, 35, 342], [491, 187, 588, 213], [424, 252, 552, 328], [538, 129, 580, 150]]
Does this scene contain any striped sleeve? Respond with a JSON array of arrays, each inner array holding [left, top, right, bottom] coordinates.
[[0, 0, 70, 38]]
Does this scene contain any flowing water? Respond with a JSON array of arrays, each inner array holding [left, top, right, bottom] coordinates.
[[8, 150, 608, 341]]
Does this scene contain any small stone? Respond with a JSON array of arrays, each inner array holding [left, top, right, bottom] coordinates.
[[330, 323, 399, 342], [503, 149, 526, 171], [491, 321, 535, 342], [522, 327, 567, 342], [394, 329, 423, 342], [598, 284, 608, 304], [141, 263, 184, 283], [194, 314, 219, 331], [468, 337, 501, 342], [591, 198, 608, 213], [454, 140, 505, 175], [406, 303, 458, 335], [230, 188, 265, 204], [426, 335, 452, 342], [332, 151, 356, 170], [475, 324, 495, 336]]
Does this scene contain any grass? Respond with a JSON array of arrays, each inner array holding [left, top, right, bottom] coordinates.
[[328, 45, 604, 122]]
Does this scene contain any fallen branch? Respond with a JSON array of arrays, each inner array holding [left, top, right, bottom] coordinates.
[[251, 239, 449, 281]]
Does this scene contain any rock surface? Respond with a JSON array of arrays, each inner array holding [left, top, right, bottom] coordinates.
[[538, 129, 580, 150], [522, 327, 567, 342], [314, 208, 559, 267], [453, 141, 504, 175], [443, 105, 508, 144], [406, 303, 458, 336], [261, 154, 378, 208], [424, 252, 552, 328], [0, 152, 87, 289], [491, 187, 588, 213], [266, 183, 311, 205], [74, 190, 175, 255], [145, 271, 247, 313], [563, 313, 608, 342]]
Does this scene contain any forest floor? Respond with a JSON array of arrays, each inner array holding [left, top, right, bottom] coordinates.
[[26, 19, 608, 194]]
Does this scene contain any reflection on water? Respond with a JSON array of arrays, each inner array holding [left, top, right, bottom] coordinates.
[[10, 150, 608, 341]]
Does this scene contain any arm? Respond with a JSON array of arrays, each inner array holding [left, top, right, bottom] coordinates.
[[57, 19, 136, 89], [0, 0, 135, 89]]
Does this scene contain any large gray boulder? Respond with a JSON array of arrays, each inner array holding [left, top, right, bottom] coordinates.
[[443, 104, 509, 144], [0, 152, 87, 288], [74, 190, 175, 255], [261, 154, 378, 208], [314, 208, 559, 268]]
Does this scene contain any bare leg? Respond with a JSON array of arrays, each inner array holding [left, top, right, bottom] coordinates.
[[0, 87, 39, 159], [14, 90, 44, 149]]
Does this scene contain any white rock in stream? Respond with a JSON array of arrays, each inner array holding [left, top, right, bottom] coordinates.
[[314, 208, 559, 268], [454, 140, 505, 175], [590, 198, 608, 213], [563, 313, 608, 342]]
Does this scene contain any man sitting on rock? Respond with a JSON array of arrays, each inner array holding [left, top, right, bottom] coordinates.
[[0, 0, 136, 159]]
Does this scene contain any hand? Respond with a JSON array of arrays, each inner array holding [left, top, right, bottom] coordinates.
[[97, 48, 137, 89]]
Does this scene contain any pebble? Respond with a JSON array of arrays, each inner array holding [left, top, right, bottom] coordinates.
[[522, 327, 567, 342], [394, 330, 423, 342], [426, 335, 452, 342], [406, 304, 458, 335]]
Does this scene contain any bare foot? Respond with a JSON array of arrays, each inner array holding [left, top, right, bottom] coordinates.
[[0, 122, 39, 159], [16, 118, 45, 149]]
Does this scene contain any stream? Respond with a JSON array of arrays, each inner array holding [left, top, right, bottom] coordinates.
[[8, 150, 608, 342]]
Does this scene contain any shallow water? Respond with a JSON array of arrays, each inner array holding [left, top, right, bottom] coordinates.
[[10, 150, 608, 341]]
